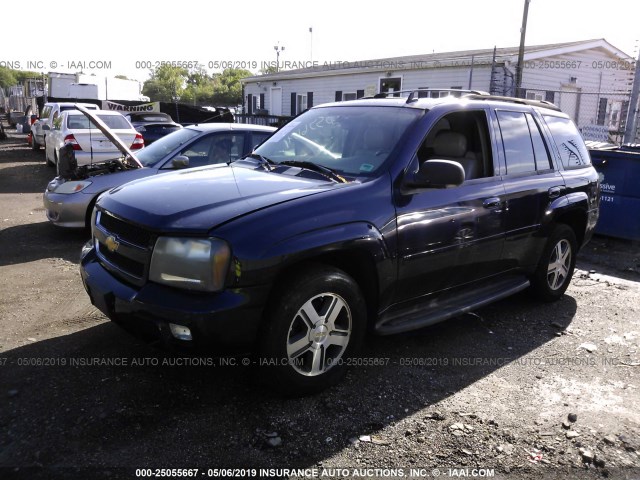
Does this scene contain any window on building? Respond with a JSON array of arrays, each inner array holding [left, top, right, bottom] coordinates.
[[342, 93, 357, 101], [597, 97, 608, 125], [297, 94, 307, 113], [526, 91, 544, 101]]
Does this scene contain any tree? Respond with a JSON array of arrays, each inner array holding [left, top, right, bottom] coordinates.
[[182, 66, 217, 106], [211, 68, 252, 106], [260, 65, 278, 75], [142, 64, 189, 102], [141, 66, 253, 107], [0, 67, 18, 88]]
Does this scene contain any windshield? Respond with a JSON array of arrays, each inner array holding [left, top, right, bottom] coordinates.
[[254, 106, 421, 177], [136, 128, 200, 166]]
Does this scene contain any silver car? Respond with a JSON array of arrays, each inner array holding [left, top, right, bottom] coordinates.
[[44, 120, 276, 228]]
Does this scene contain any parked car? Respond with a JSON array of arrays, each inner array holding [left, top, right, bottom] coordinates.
[[31, 102, 99, 151], [80, 91, 600, 394], [123, 112, 182, 145], [44, 110, 143, 171], [44, 121, 275, 228]]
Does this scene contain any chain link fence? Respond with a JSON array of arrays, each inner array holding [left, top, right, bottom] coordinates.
[[521, 87, 635, 144]]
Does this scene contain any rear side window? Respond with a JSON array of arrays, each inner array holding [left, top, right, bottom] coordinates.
[[542, 115, 591, 168], [526, 114, 552, 170], [497, 110, 553, 174], [496, 111, 536, 175]]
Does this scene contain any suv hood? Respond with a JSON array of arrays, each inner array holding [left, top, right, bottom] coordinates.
[[98, 164, 346, 232]]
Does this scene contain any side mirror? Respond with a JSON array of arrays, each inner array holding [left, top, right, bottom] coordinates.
[[42, 124, 51, 131], [172, 155, 190, 169], [406, 159, 465, 189]]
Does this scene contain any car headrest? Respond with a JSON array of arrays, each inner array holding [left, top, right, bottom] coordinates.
[[433, 131, 467, 157]]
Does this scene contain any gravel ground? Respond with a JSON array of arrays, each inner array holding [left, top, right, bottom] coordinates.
[[0, 121, 639, 480]]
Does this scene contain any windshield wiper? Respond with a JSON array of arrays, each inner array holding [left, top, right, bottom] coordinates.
[[278, 160, 347, 183], [239, 152, 276, 170]]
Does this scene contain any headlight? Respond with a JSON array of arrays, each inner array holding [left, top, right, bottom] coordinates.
[[53, 180, 92, 194], [149, 237, 231, 292]]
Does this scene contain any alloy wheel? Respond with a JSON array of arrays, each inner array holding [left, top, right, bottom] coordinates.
[[286, 293, 352, 377], [547, 239, 572, 290]]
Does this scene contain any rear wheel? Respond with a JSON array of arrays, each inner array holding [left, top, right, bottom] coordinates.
[[259, 265, 366, 395], [46, 143, 54, 167], [31, 134, 40, 151], [530, 224, 577, 301]]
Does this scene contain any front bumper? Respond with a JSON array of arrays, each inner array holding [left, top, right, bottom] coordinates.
[[80, 246, 268, 351], [43, 189, 94, 228]]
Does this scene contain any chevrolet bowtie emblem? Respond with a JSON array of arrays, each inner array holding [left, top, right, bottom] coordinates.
[[105, 235, 120, 253]]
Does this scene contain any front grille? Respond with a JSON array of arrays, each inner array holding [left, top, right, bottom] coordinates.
[[99, 212, 153, 247], [99, 246, 145, 278], [95, 211, 154, 285]]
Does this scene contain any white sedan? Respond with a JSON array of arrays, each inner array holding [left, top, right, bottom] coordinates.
[[44, 110, 144, 171]]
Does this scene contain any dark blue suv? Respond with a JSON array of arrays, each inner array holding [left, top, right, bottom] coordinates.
[[80, 91, 600, 394]]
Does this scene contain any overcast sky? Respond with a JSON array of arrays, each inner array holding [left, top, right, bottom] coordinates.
[[5, 0, 638, 82]]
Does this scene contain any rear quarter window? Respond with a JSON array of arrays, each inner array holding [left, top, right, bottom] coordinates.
[[543, 115, 591, 168]]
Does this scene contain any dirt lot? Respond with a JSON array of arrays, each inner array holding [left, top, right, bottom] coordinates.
[[0, 122, 639, 480]]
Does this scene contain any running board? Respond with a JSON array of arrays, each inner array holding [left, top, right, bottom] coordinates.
[[375, 276, 531, 335]]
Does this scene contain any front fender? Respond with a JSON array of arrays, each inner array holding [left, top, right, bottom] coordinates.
[[229, 222, 396, 304], [263, 221, 390, 260]]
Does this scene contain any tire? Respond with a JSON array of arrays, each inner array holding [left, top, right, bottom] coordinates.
[[259, 265, 366, 395], [46, 143, 54, 167], [31, 135, 40, 151], [530, 224, 577, 302], [84, 196, 99, 231]]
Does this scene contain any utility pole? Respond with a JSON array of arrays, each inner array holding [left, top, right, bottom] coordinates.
[[274, 44, 285, 72], [515, 0, 530, 98], [623, 50, 640, 144]]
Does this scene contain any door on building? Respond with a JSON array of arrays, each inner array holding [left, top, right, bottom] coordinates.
[[558, 85, 580, 123], [270, 87, 282, 116]]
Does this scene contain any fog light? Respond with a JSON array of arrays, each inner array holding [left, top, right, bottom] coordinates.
[[169, 323, 192, 341]]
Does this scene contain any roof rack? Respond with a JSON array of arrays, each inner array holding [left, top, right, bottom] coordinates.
[[463, 94, 561, 111], [404, 89, 490, 103], [362, 89, 562, 111], [367, 89, 489, 102]]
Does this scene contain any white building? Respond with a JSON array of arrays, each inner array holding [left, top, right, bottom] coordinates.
[[242, 39, 635, 142]]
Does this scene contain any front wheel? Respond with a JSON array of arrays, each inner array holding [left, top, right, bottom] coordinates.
[[259, 265, 366, 395], [530, 224, 577, 301]]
